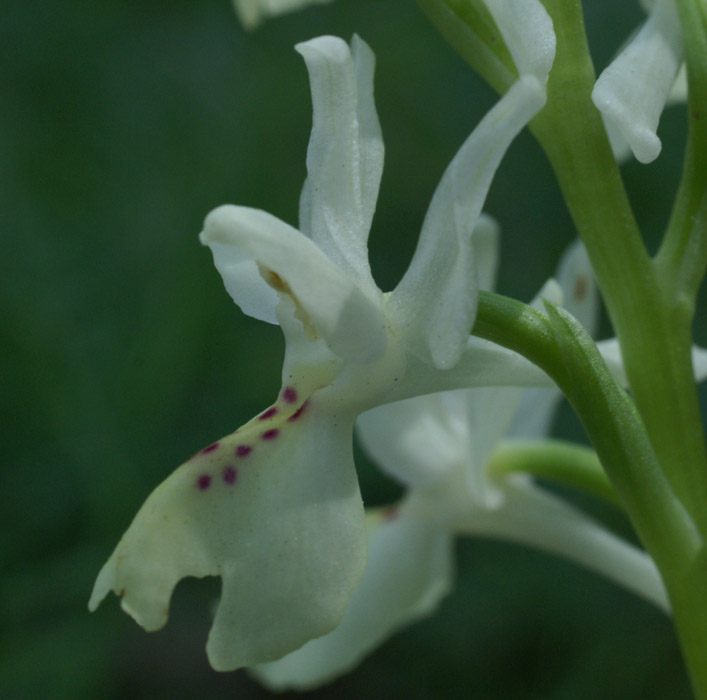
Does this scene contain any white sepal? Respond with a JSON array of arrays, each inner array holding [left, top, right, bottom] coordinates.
[[296, 35, 382, 295], [456, 477, 670, 610], [390, 76, 546, 370], [592, 0, 683, 164], [483, 0, 556, 82]]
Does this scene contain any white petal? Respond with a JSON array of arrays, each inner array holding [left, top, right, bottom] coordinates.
[[357, 395, 466, 489], [253, 510, 454, 690], [592, 0, 683, 164], [555, 239, 599, 335], [296, 35, 383, 294], [201, 205, 387, 363], [233, 0, 334, 29], [390, 76, 547, 370], [483, 0, 556, 81], [603, 114, 634, 164], [205, 240, 280, 325], [456, 478, 669, 610], [89, 394, 366, 670], [389, 336, 555, 404]]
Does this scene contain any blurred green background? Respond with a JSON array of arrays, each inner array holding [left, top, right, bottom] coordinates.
[[2, 0, 705, 698]]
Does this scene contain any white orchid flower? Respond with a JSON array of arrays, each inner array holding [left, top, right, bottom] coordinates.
[[253, 240, 670, 691], [592, 0, 685, 164], [232, 0, 334, 29], [89, 7, 558, 672]]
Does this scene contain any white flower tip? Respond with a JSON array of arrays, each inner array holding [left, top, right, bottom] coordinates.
[[295, 35, 350, 63], [200, 204, 246, 246], [632, 132, 662, 164], [593, 88, 663, 163]]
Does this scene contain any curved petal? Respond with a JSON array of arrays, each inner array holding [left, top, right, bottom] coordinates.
[[603, 63, 687, 163], [201, 205, 387, 363], [483, 0, 556, 82], [253, 509, 454, 690], [205, 239, 280, 325], [455, 478, 669, 610], [390, 76, 547, 370], [233, 0, 334, 30], [296, 35, 383, 295], [89, 396, 366, 670], [592, 0, 683, 164]]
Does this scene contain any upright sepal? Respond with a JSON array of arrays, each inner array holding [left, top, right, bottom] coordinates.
[[390, 75, 546, 370], [296, 35, 383, 295]]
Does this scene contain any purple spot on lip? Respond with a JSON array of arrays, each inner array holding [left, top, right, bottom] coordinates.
[[259, 407, 278, 420], [223, 466, 237, 484], [197, 474, 212, 490], [261, 428, 279, 441], [282, 386, 298, 404], [288, 400, 309, 422], [236, 444, 252, 457], [202, 443, 220, 454]]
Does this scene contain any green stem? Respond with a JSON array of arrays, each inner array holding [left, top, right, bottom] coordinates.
[[416, 0, 516, 95], [474, 290, 707, 698], [474, 292, 700, 569], [534, 0, 707, 537], [488, 439, 620, 508], [658, 0, 707, 303]]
